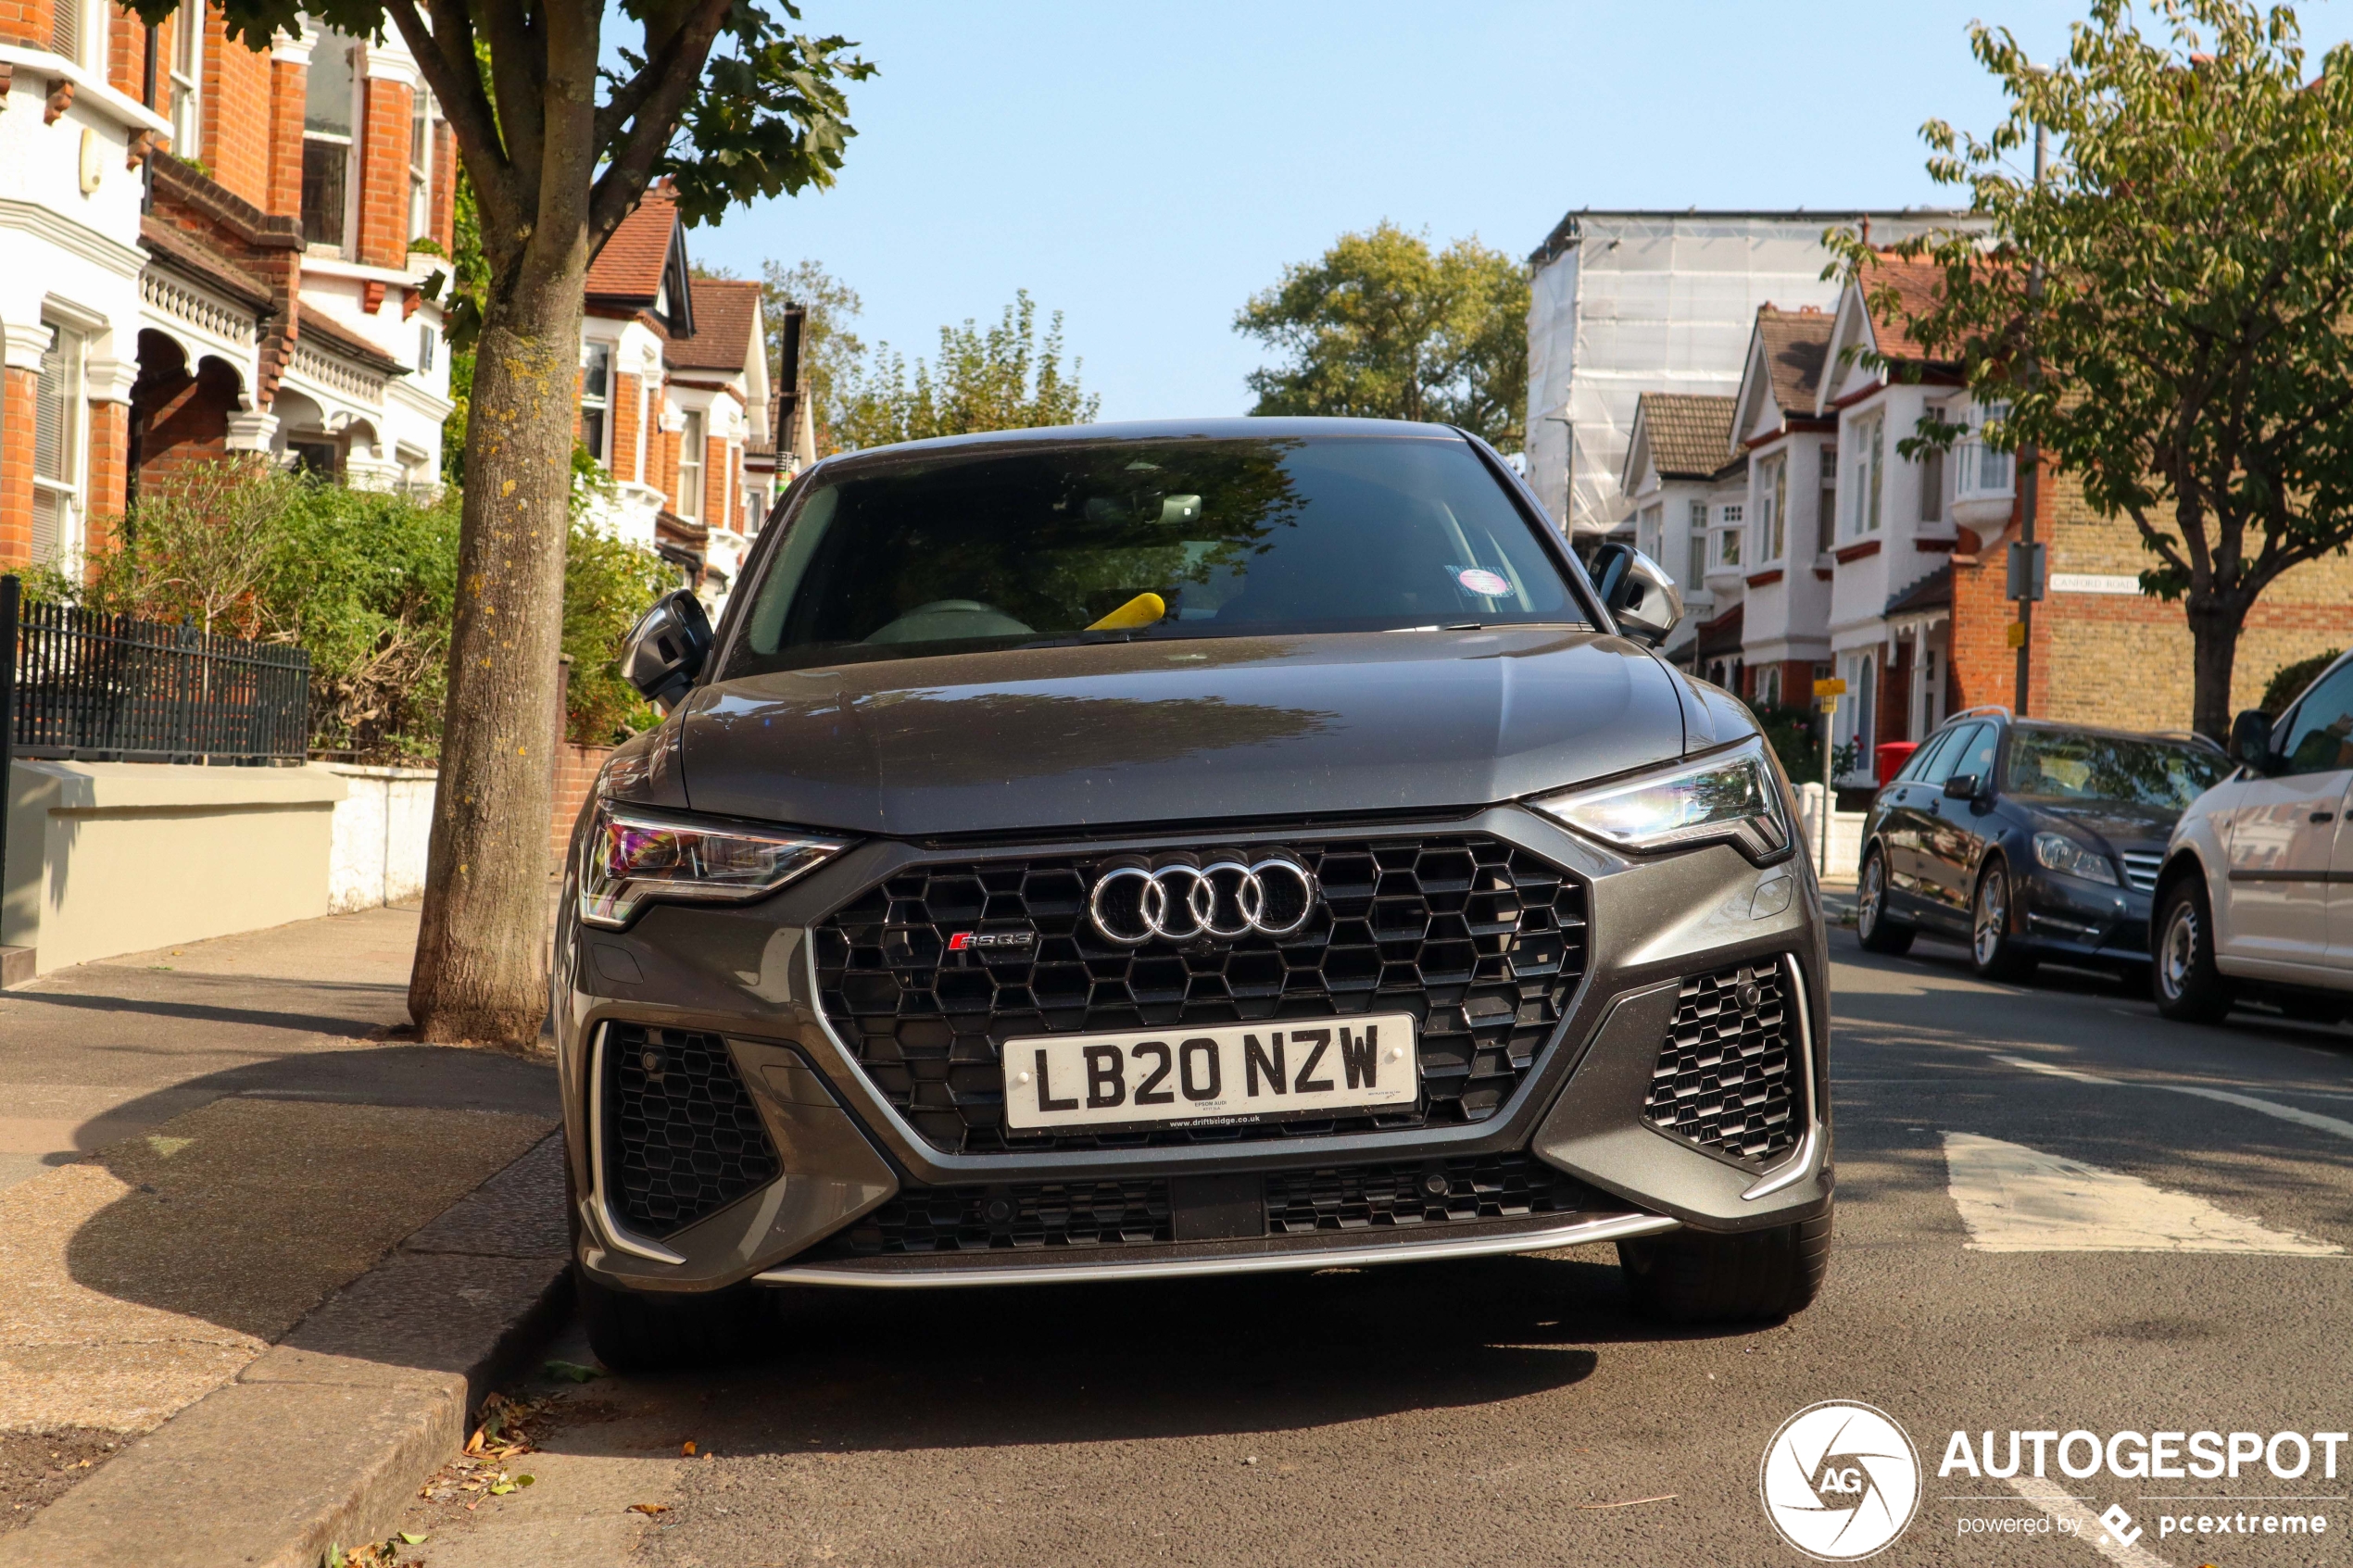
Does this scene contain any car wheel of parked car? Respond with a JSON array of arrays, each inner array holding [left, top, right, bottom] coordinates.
[[1970, 861, 2037, 983], [2153, 879, 2235, 1024], [1855, 849, 1914, 955], [1618, 1209, 1833, 1324]]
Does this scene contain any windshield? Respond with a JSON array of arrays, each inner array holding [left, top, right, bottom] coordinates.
[[727, 434, 1582, 673], [2002, 727, 2231, 811]]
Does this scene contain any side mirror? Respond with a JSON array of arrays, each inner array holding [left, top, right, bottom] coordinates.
[[1943, 772, 1980, 800], [1587, 542, 1684, 647], [622, 588, 713, 714], [2229, 708, 2276, 774]]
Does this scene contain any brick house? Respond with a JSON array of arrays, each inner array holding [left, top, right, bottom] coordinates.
[[0, 2, 458, 568], [1726, 306, 1837, 711], [1618, 391, 1742, 675], [1805, 248, 2353, 758], [576, 189, 783, 611]]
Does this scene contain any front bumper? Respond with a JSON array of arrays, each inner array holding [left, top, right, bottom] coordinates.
[[2018, 868, 2153, 964], [556, 804, 1832, 1294]]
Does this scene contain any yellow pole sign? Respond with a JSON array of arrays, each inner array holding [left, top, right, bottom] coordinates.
[[1813, 678, 1847, 698], [2006, 621, 2028, 650]]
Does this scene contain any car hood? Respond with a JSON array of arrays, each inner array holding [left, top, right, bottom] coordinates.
[[2029, 800, 2180, 852], [677, 629, 1688, 837]]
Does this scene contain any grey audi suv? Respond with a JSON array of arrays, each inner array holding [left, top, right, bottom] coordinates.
[[560, 418, 1832, 1369]]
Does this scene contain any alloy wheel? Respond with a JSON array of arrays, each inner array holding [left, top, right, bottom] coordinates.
[[2159, 903, 2199, 1003], [1973, 868, 2009, 967], [1859, 856, 1884, 935]]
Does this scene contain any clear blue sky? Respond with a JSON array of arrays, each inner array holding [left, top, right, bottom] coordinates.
[[686, 0, 2353, 422]]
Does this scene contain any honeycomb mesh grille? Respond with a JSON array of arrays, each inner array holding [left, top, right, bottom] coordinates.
[[604, 1023, 781, 1237], [812, 834, 1589, 1154], [829, 1180, 1173, 1255], [1265, 1154, 1591, 1234], [1642, 961, 1800, 1163]]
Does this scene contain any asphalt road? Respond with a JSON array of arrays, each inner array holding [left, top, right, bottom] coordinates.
[[404, 928, 2353, 1568]]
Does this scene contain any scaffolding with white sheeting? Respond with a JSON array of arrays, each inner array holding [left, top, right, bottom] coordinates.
[[1523, 210, 1969, 537]]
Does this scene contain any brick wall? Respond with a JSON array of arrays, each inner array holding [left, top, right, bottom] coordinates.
[[429, 121, 454, 251], [0, 0, 56, 52], [84, 400, 128, 557], [106, 5, 145, 100], [266, 54, 305, 219], [612, 371, 643, 484], [0, 368, 32, 566], [550, 743, 614, 864], [132, 356, 244, 494], [355, 73, 410, 269], [203, 10, 274, 207], [656, 424, 680, 509], [708, 433, 729, 530], [1949, 461, 2353, 732]]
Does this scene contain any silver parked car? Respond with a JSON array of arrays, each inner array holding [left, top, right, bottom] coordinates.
[[2153, 649, 2353, 1023]]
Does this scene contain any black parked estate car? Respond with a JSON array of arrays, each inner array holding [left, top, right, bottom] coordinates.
[[560, 418, 1832, 1370], [1854, 709, 2232, 980]]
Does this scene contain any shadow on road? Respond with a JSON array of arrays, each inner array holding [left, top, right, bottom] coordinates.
[[579, 1251, 1751, 1454]]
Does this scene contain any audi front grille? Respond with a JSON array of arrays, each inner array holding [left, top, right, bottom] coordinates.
[[812, 834, 1591, 1154]]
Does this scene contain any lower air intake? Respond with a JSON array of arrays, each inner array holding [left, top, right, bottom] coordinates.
[[603, 1023, 781, 1238], [1642, 961, 1800, 1163]]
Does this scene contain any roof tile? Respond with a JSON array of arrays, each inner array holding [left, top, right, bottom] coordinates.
[[1635, 393, 1739, 479]]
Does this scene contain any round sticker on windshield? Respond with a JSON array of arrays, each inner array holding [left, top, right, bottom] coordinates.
[[1455, 568, 1511, 596]]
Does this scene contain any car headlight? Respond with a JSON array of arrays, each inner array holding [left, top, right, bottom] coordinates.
[[578, 800, 847, 929], [1529, 737, 1793, 864], [2032, 831, 2118, 885]]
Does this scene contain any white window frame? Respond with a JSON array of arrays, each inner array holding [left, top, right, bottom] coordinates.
[[1837, 649, 1879, 767], [408, 90, 438, 246], [302, 31, 364, 256], [1956, 400, 2015, 500], [169, 0, 203, 157], [51, 0, 100, 69], [1686, 499, 1707, 585], [31, 321, 88, 569], [1718, 503, 1743, 569], [1818, 444, 1838, 556], [677, 408, 706, 521], [1637, 503, 1663, 563], [580, 343, 612, 466]]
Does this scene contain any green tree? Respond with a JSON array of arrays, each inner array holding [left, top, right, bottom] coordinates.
[[141, 0, 875, 1047], [1235, 222, 1529, 451], [760, 258, 865, 453], [831, 291, 1098, 449], [1839, 0, 2353, 739]]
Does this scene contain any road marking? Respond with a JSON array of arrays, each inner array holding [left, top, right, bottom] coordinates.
[[1994, 1054, 2119, 1085], [1994, 1053, 2353, 1142], [1943, 1133, 2343, 1255], [2006, 1475, 2177, 1567]]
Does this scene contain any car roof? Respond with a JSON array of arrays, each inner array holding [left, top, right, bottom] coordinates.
[[812, 417, 1474, 477], [1931, 712, 2222, 751]]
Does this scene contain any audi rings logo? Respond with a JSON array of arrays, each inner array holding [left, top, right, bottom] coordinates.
[[1087, 856, 1319, 946], [1760, 1401, 1922, 1561]]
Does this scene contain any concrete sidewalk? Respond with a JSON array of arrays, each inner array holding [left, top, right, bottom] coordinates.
[[0, 906, 560, 1540]]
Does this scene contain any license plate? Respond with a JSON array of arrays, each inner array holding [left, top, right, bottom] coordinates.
[[1001, 1014, 1419, 1133]]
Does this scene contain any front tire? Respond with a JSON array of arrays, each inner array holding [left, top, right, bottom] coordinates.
[[2153, 878, 2234, 1023], [577, 1265, 767, 1374], [1970, 860, 2037, 983], [1855, 848, 1914, 955], [1618, 1208, 1832, 1324]]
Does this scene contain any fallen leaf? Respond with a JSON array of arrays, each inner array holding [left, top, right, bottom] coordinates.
[[629, 1502, 671, 1515], [682, 1440, 697, 1457], [400, 1533, 428, 1545], [544, 1359, 603, 1384], [1579, 1494, 1678, 1510]]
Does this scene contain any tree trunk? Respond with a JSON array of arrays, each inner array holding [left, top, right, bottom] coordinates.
[[408, 260, 586, 1047], [2183, 590, 2247, 743]]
